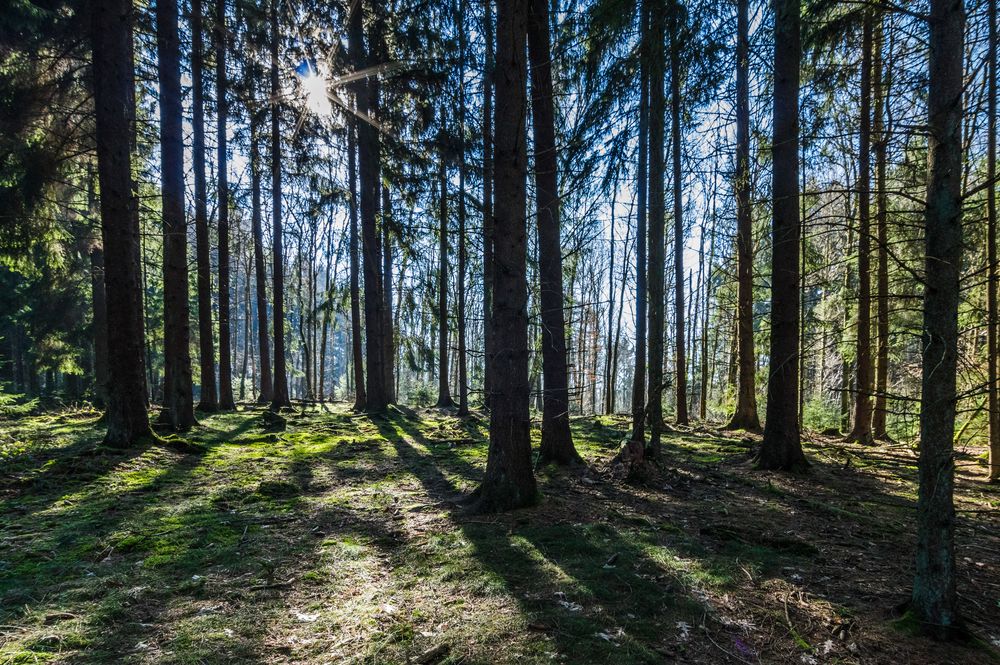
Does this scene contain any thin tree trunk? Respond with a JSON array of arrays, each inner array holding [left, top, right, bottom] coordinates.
[[758, 0, 806, 471], [457, 3, 470, 416], [250, 97, 273, 403], [987, 0, 999, 480], [604, 187, 617, 415], [348, 122, 367, 410], [529, 0, 579, 466], [269, 0, 291, 409], [482, 0, 494, 410], [91, 0, 151, 447], [216, 0, 235, 410], [646, 0, 666, 456], [630, 0, 649, 448], [156, 0, 196, 430], [872, 11, 890, 440], [669, 14, 687, 427], [437, 140, 454, 407], [472, 0, 536, 512], [726, 0, 760, 431]]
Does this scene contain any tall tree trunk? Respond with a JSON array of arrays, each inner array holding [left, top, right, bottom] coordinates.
[[911, 0, 964, 638], [528, 0, 580, 466], [726, 0, 760, 431], [91, 0, 151, 447], [669, 13, 688, 427], [190, 0, 217, 411], [351, 0, 390, 410], [604, 188, 617, 415], [472, 0, 536, 512], [757, 0, 806, 471], [630, 1, 649, 448], [216, 0, 235, 410], [87, 170, 109, 408], [872, 11, 890, 440], [646, 0, 666, 457], [156, 0, 195, 430], [700, 170, 718, 421], [457, 3, 470, 416], [269, 0, 291, 409], [847, 12, 874, 444], [250, 99, 273, 403], [382, 186, 395, 402], [987, 0, 999, 480], [482, 0, 495, 410], [437, 140, 454, 407], [348, 123, 367, 410]]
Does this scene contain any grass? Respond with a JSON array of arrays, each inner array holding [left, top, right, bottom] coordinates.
[[1, 403, 998, 663]]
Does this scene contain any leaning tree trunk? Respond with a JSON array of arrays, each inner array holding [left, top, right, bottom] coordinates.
[[528, 0, 580, 466], [726, 0, 760, 431], [269, 0, 291, 409], [847, 12, 874, 445], [91, 0, 151, 447], [190, 0, 217, 411], [911, 0, 965, 639], [156, 0, 195, 430], [472, 0, 537, 512], [216, 0, 235, 410], [757, 0, 807, 471], [646, 0, 666, 457]]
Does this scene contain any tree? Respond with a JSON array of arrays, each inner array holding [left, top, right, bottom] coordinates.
[[471, 0, 537, 512], [987, 0, 999, 480], [456, 0, 470, 417], [910, 0, 965, 638], [757, 0, 807, 472], [190, 0, 217, 411], [528, 0, 581, 466], [669, 7, 688, 427], [90, 0, 151, 447], [348, 123, 367, 411], [646, 0, 666, 457], [482, 0, 495, 411], [249, 83, 273, 404], [629, 1, 649, 450], [725, 0, 760, 432], [847, 11, 874, 445], [872, 11, 890, 441], [269, 0, 291, 409], [436, 132, 454, 408], [156, 0, 195, 430], [216, 0, 235, 410]]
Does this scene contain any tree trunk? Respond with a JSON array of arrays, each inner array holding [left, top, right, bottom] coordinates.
[[528, 0, 580, 466], [250, 97, 273, 403], [847, 12, 874, 444], [604, 188, 617, 415], [669, 13, 687, 427], [382, 186, 395, 403], [348, 122, 367, 410], [457, 5, 470, 416], [910, 0, 964, 638], [216, 0, 235, 410], [482, 0, 495, 411], [872, 12, 891, 440], [90, 0, 151, 447], [156, 0, 195, 430], [630, 0, 649, 448], [437, 140, 454, 407], [190, 0, 217, 411], [472, 0, 536, 512], [726, 0, 760, 431], [987, 0, 999, 480], [269, 0, 291, 409], [646, 0, 666, 457], [757, 0, 806, 471]]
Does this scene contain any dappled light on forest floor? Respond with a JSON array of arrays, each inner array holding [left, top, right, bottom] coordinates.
[[1, 406, 998, 663]]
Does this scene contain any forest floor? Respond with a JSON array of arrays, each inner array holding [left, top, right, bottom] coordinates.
[[1, 403, 999, 664]]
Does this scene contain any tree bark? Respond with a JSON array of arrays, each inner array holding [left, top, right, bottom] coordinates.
[[250, 95, 273, 403], [91, 0, 151, 447], [190, 0, 217, 411], [726, 0, 760, 431], [872, 12, 891, 440], [528, 0, 580, 466], [482, 0, 494, 410], [215, 0, 235, 410], [847, 12, 874, 444], [646, 0, 666, 457], [630, 0, 649, 448], [348, 122, 367, 410], [669, 12, 688, 427], [757, 0, 806, 471], [457, 3, 470, 417], [156, 0, 196, 430], [269, 0, 291, 409], [437, 139, 454, 407], [987, 0, 999, 480], [472, 0, 537, 512], [911, 0, 964, 638]]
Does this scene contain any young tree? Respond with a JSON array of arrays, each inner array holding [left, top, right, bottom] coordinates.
[[757, 0, 807, 471], [156, 0, 195, 430], [190, 0, 217, 411], [472, 0, 537, 512], [216, 0, 235, 410], [910, 0, 965, 638], [348, 123, 367, 411], [269, 0, 291, 409], [91, 0, 151, 447], [528, 0, 580, 466], [725, 0, 760, 432]]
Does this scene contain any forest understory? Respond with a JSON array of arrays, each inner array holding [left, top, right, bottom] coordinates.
[[1, 403, 997, 665]]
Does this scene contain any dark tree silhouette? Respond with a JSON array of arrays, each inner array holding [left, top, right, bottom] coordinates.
[[216, 0, 235, 410], [269, 0, 291, 409]]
